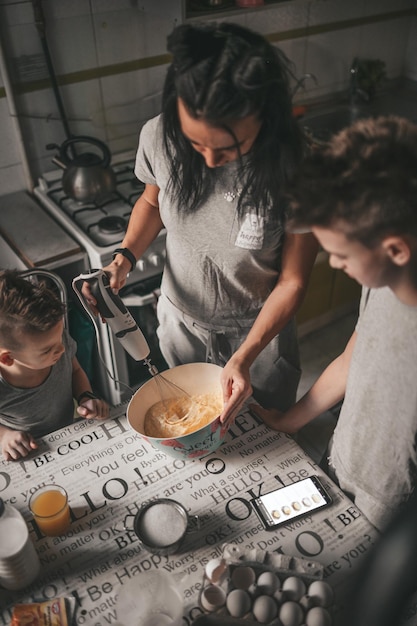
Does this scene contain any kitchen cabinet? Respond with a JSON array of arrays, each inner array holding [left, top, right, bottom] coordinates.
[[296, 251, 361, 336]]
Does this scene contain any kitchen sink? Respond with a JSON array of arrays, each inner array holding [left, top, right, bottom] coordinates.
[[300, 84, 417, 141]]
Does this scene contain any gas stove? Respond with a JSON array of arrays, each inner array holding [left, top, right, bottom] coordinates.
[[34, 156, 166, 283], [34, 154, 167, 405]]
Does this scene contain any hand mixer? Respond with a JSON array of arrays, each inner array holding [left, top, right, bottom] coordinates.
[[72, 269, 198, 422]]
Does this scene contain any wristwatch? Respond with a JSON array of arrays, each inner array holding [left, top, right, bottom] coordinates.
[[77, 391, 99, 405], [112, 247, 136, 272]]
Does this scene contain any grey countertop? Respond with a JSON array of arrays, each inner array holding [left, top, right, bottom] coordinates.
[[0, 190, 82, 268]]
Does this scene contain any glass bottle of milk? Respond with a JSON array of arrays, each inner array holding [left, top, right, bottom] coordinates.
[[0, 498, 40, 590]]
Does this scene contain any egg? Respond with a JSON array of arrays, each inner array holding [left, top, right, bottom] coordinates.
[[299, 594, 316, 611], [307, 581, 334, 608], [231, 565, 256, 590], [305, 606, 332, 626], [279, 600, 304, 626], [282, 576, 306, 601], [256, 571, 280, 595], [200, 584, 226, 612], [273, 588, 287, 605], [226, 588, 252, 617], [252, 595, 278, 623], [204, 558, 228, 584]]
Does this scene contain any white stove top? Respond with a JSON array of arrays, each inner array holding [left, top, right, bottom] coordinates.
[[34, 157, 166, 283]]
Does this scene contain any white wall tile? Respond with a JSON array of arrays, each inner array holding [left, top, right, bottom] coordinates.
[[363, 0, 416, 16], [93, 8, 146, 67], [278, 37, 309, 83], [305, 27, 364, 98], [0, 101, 21, 168], [248, 2, 309, 34], [360, 18, 410, 78], [0, 0, 416, 192], [308, 0, 366, 26], [0, 163, 27, 195]]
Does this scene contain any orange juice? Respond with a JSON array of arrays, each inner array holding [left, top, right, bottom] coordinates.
[[29, 487, 70, 536]]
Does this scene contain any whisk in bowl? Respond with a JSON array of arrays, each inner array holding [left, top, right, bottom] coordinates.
[[144, 358, 205, 424]]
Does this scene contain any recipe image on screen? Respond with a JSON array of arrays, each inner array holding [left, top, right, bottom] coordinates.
[[251, 476, 332, 529]]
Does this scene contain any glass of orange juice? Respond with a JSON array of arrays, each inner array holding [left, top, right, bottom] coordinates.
[[29, 485, 70, 536]]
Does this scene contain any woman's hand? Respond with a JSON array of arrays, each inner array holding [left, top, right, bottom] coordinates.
[[219, 358, 253, 429], [80, 260, 130, 317], [0, 426, 38, 461]]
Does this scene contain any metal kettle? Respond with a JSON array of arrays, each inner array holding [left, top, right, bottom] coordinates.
[[47, 136, 116, 203]]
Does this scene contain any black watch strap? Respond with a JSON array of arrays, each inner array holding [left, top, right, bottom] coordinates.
[[77, 391, 99, 405], [112, 247, 136, 272]]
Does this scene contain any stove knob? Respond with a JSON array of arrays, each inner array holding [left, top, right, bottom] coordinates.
[[148, 253, 163, 267], [137, 259, 147, 271]]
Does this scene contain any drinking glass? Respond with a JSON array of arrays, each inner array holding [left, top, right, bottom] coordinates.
[[29, 485, 70, 536]]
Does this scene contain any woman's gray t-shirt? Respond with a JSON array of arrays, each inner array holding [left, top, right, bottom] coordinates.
[[135, 115, 285, 326]]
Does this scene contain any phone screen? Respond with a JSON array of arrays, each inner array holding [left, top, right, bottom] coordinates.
[[251, 476, 332, 529]]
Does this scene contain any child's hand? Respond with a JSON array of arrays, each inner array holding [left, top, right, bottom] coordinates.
[[77, 397, 110, 420], [0, 428, 38, 461], [249, 403, 299, 434]]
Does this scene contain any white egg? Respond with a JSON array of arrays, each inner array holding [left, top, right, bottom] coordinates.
[[205, 558, 228, 584], [252, 595, 278, 623], [231, 565, 256, 590], [299, 594, 316, 611], [306, 606, 332, 626], [282, 576, 307, 601], [200, 583, 226, 612], [273, 588, 287, 605], [307, 581, 334, 608], [257, 571, 280, 595], [279, 600, 304, 626], [226, 588, 252, 617]]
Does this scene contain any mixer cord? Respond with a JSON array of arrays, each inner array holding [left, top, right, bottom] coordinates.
[[71, 278, 136, 401]]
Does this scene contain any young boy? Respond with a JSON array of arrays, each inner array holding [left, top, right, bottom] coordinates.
[[0, 270, 109, 461], [252, 116, 417, 531]]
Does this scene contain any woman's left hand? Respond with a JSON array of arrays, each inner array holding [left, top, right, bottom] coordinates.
[[219, 358, 253, 429]]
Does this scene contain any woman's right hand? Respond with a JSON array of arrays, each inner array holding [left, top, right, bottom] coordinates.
[[80, 257, 131, 315]]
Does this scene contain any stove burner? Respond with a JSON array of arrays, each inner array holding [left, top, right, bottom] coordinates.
[[98, 215, 126, 234]]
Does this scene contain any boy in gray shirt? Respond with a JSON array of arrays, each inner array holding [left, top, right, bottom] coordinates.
[[252, 116, 417, 531], [0, 270, 109, 461]]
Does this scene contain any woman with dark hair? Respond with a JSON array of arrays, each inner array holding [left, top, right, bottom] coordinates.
[[99, 22, 318, 424]]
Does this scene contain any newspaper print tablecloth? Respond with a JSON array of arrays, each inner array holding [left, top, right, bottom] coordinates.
[[0, 403, 381, 625]]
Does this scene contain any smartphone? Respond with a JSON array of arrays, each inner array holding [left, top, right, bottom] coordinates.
[[251, 476, 332, 530]]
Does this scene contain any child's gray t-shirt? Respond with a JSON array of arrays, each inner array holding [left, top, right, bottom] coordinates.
[[0, 330, 77, 437], [330, 286, 417, 530]]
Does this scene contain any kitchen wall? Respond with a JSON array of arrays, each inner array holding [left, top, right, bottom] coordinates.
[[0, 0, 416, 195]]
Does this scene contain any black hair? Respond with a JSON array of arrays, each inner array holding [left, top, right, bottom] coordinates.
[[162, 22, 305, 217]]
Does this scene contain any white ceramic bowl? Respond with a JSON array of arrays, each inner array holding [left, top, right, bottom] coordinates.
[[127, 363, 225, 460]]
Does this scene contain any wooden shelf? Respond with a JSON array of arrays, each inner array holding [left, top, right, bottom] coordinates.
[[185, 0, 291, 20]]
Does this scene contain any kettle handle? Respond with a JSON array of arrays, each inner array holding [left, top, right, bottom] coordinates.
[[60, 136, 111, 167]]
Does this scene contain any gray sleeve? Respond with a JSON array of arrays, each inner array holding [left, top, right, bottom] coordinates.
[[134, 115, 162, 185], [355, 287, 371, 333]]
